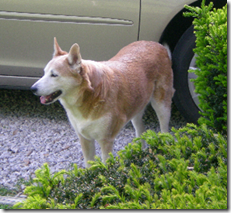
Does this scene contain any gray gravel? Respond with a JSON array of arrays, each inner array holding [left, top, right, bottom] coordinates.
[[0, 89, 187, 190]]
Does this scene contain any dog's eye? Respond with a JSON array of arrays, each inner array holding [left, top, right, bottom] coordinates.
[[50, 72, 58, 77]]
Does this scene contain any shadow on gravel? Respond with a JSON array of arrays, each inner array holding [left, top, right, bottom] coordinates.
[[0, 89, 67, 121], [0, 89, 187, 128]]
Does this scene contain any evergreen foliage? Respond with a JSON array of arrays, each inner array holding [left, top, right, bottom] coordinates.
[[13, 124, 227, 209], [184, 0, 227, 134]]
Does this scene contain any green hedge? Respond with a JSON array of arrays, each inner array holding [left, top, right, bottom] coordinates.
[[184, 0, 227, 134], [14, 124, 227, 209]]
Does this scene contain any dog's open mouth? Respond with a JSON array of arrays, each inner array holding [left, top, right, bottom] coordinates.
[[40, 90, 62, 104]]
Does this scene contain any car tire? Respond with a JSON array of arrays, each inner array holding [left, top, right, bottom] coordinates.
[[172, 25, 200, 123]]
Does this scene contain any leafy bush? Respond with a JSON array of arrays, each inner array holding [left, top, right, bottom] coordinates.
[[14, 124, 227, 209], [184, 0, 227, 134]]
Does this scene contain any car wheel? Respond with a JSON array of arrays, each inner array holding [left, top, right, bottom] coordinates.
[[172, 25, 200, 123]]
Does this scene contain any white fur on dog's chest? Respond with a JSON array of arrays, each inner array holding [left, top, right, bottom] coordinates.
[[65, 107, 109, 141]]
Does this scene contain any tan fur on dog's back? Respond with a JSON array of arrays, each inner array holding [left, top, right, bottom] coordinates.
[[76, 41, 174, 122], [32, 39, 174, 167]]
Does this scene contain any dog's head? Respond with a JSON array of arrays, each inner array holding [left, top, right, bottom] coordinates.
[[31, 38, 84, 105]]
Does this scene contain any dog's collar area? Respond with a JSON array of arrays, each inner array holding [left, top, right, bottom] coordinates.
[[40, 90, 62, 104]]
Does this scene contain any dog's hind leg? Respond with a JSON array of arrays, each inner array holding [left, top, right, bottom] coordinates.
[[151, 86, 174, 133], [78, 134, 96, 168], [151, 99, 170, 133], [131, 108, 146, 148]]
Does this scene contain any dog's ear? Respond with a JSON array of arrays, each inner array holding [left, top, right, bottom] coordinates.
[[53, 37, 67, 57], [68, 43, 82, 70]]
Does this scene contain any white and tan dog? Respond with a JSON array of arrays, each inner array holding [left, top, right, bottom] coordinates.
[[31, 38, 174, 167]]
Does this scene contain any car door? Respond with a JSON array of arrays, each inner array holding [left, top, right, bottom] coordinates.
[[0, 0, 139, 87]]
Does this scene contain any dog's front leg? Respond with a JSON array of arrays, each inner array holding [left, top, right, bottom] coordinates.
[[78, 134, 96, 168], [98, 139, 114, 164]]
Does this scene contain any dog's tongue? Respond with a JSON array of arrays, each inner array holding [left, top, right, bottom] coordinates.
[[40, 96, 48, 104]]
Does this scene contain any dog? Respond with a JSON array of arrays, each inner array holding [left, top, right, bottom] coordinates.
[[31, 38, 175, 167]]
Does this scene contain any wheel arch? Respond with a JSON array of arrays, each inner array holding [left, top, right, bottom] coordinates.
[[159, 0, 227, 52]]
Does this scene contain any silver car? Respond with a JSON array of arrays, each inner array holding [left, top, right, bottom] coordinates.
[[0, 0, 226, 123]]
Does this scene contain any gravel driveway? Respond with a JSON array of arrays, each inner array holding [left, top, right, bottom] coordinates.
[[0, 89, 187, 189]]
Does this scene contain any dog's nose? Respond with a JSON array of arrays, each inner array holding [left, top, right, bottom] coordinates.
[[30, 86, 38, 94]]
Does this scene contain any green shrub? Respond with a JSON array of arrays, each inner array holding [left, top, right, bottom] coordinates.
[[184, 0, 227, 134], [14, 124, 227, 209]]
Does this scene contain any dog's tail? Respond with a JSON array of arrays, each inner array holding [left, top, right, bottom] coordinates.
[[162, 43, 172, 61]]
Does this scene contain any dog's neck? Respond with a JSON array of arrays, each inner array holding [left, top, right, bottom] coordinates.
[[59, 60, 113, 120]]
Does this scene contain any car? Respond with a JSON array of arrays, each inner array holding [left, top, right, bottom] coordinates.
[[0, 0, 226, 123]]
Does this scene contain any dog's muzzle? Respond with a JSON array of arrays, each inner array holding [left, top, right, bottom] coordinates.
[[30, 85, 62, 105]]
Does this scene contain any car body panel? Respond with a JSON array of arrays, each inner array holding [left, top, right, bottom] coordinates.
[[139, 0, 195, 41], [0, 0, 140, 88], [0, 0, 199, 89]]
